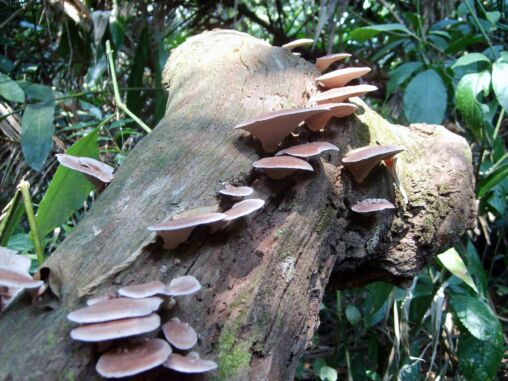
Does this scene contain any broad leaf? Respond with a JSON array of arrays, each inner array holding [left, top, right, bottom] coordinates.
[[345, 304, 362, 325], [450, 294, 501, 343], [452, 53, 490, 69], [458, 331, 503, 381], [478, 162, 508, 198], [492, 53, 508, 111], [318, 366, 337, 381], [437, 248, 478, 293], [21, 98, 56, 171], [0, 190, 24, 246], [18, 81, 54, 101], [0, 73, 25, 103], [387, 62, 423, 95], [455, 71, 491, 141], [350, 23, 410, 42], [0, 54, 14, 73], [35, 128, 100, 239], [403, 69, 447, 124]]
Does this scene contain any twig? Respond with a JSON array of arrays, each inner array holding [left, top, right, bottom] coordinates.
[[17, 180, 44, 267], [105, 40, 152, 134]]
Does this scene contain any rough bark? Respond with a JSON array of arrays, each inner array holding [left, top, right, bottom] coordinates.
[[0, 30, 475, 381]]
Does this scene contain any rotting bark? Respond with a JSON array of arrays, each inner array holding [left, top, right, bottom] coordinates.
[[0, 30, 475, 381]]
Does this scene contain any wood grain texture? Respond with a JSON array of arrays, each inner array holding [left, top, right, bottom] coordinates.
[[0, 30, 475, 381]]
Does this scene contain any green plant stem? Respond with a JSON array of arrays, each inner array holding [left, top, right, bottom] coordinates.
[[17, 180, 44, 266], [105, 40, 152, 134], [464, 0, 497, 57], [492, 108, 505, 143]]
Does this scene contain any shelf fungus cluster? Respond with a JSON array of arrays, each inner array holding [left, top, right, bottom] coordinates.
[[0, 247, 42, 312], [55, 154, 114, 191], [67, 275, 217, 378]]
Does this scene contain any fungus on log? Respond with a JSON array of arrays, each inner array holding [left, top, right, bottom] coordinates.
[[0, 30, 475, 381]]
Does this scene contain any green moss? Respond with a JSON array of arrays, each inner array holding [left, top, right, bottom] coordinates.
[[217, 323, 252, 379]]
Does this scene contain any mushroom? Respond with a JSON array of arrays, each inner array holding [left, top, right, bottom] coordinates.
[[234, 106, 332, 152], [351, 198, 396, 213], [147, 212, 227, 250], [67, 297, 163, 324], [162, 317, 198, 350], [55, 154, 114, 190], [342, 145, 405, 183], [275, 142, 339, 158], [281, 38, 313, 51], [70, 313, 161, 342], [218, 184, 254, 198], [0, 247, 33, 309], [253, 156, 313, 179], [96, 338, 171, 378], [315, 53, 351, 72], [165, 275, 201, 296], [212, 198, 265, 232], [86, 294, 117, 306], [305, 103, 358, 132], [118, 281, 166, 299], [0, 267, 43, 289], [310, 84, 378, 104], [164, 352, 218, 374], [316, 67, 371, 88]]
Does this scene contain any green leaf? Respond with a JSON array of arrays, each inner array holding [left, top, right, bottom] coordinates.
[[345, 304, 362, 325], [35, 128, 100, 239], [18, 81, 54, 101], [457, 331, 503, 381], [450, 294, 501, 343], [455, 71, 491, 141], [403, 69, 447, 124], [350, 23, 410, 42], [0, 73, 25, 103], [21, 98, 55, 171], [0, 190, 24, 246], [478, 163, 508, 197], [492, 53, 508, 111], [437, 248, 478, 293], [0, 54, 14, 73], [318, 366, 337, 381], [387, 61, 423, 95], [452, 53, 490, 69], [126, 26, 150, 116]]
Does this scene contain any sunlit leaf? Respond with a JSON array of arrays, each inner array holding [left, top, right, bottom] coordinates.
[[492, 52, 508, 111], [437, 248, 478, 292], [452, 53, 490, 69], [350, 23, 410, 42]]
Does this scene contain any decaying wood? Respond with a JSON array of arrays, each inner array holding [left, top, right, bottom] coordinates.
[[0, 30, 475, 381]]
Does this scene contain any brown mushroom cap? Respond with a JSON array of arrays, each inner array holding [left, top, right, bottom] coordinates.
[[316, 67, 371, 88], [281, 38, 313, 51], [234, 106, 331, 152], [223, 199, 265, 221], [67, 297, 163, 324], [164, 352, 218, 374], [55, 154, 114, 187], [310, 84, 378, 104], [0, 267, 43, 289], [165, 275, 201, 296], [70, 313, 161, 342], [118, 281, 166, 299], [147, 212, 226, 250], [86, 294, 117, 306], [96, 338, 171, 378], [275, 142, 339, 158], [253, 156, 313, 179], [342, 145, 405, 183], [351, 198, 396, 213], [315, 53, 351, 72], [162, 317, 198, 350], [305, 103, 358, 132], [218, 185, 254, 197]]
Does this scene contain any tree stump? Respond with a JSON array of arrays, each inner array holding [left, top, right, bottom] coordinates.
[[0, 30, 475, 381]]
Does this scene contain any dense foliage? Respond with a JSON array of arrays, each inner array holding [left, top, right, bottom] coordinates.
[[0, 0, 506, 379]]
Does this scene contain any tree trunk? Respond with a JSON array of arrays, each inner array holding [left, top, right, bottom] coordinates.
[[0, 30, 475, 381]]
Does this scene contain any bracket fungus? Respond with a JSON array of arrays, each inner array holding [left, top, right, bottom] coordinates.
[[147, 212, 226, 250], [212, 198, 265, 232], [315, 53, 351, 72], [281, 38, 313, 51], [96, 338, 172, 379], [67, 297, 163, 324], [162, 317, 198, 350], [253, 156, 314, 179], [311, 84, 378, 104], [351, 198, 396, 213], [316, 67, 371, 88], [118, 281, 166, 299], [164, 351, 218, 374], [218, 184, 254, 197], [70, 313, 161, 342], [55, 154, 114, 190], [0, 267, 42, 289], [342, 145, 405, 183], [165, 275, 201, 296], [275, 142, 339, 158], [234, 106, 331, 152], [0, 247, 35, 311], [305, 102, 358, 132]]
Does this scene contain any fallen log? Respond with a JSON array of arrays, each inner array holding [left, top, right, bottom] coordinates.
[[0, 30, 475, 381]]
